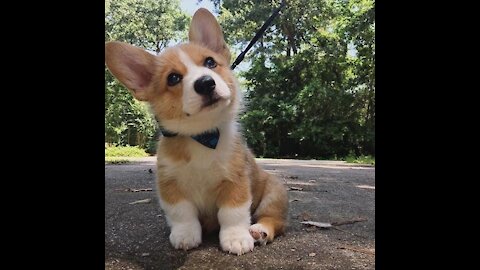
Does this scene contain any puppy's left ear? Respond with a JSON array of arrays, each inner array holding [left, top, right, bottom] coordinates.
[[189, 8, 231, 63]]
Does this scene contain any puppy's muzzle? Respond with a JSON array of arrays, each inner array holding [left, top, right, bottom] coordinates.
[[194, 75, 216, 97]]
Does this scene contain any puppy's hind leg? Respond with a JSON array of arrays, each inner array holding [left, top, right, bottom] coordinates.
[[249, 173, 288, 245]]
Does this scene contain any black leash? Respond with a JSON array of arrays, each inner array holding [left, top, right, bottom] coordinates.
[[230, 0, 286, 70]]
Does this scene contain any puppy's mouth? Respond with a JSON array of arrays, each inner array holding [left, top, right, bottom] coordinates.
[[201, 95, 222, 109]]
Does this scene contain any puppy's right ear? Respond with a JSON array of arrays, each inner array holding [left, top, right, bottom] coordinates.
[[105, 41, 155, 101]]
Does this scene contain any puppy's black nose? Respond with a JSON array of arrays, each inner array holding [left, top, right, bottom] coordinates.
[[194, 75, 216, 96]]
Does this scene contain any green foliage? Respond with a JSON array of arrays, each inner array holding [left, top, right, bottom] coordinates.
[[106, 0, 375, 159], [105, 0, 188, 150], [105, 157, 131, 164], [345, 155, 375, 165], [220, 0, 375, 159], [105, 0, 188, 51], [105, 73, 158, 148], [105, 145, 149, 157]]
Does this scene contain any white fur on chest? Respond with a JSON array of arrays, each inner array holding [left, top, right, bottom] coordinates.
[[158, 122, 237, 217]]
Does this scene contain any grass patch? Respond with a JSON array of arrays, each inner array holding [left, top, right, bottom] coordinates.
[[105, 157, 131, 164], [345, 155, 375, 165], [105, 145, 149, 157]]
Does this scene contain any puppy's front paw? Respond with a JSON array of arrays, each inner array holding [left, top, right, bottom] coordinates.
[[169, 221, 202, 251], [219, 226, 254, 255]]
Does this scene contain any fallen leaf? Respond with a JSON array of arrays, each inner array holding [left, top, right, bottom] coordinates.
[[289, 186, 303, 191], [309, 253, 316, 257], [300, 221, 332, 229], [130, 188, 153, 192], [141, 253, 150, 257], [129, 198, 152, 205], [308, 180, 316, 183], [116, 188, 153, 192], [356, 185, 375, 190]]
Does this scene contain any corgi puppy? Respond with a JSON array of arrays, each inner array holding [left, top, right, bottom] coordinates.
[[105, 8, 288, 255]]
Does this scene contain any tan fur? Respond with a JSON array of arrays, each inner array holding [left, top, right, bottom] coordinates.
[[157, 133, 288, 239], [252, 174, 289, 238], [188, 8, 231, 62], [158, 178, 185, 205], [158, 136, 191, 163], [105, 8, 288, 252], [147, 43, 235, 124]]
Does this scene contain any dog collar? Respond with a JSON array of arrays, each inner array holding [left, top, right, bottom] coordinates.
[[159, 127, 220, 149]]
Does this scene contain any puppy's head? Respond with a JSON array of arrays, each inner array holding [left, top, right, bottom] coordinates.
[[105, 8, 238, 135]]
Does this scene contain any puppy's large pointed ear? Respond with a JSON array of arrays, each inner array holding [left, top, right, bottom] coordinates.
[[189, 8, 231, 62], [105, 41, 155, 101]]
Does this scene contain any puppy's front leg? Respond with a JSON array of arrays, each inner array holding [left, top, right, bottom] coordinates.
[[217, 181, 254, 255], [159, 179, 201, 251]]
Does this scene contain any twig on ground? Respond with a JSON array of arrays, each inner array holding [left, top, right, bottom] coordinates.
[[331, 218, 367, 226], [300, 217, 369, 238]]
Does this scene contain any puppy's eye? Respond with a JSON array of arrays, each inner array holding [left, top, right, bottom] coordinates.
[[167, 73, 182, 86], [204, 57, 217, 69]]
